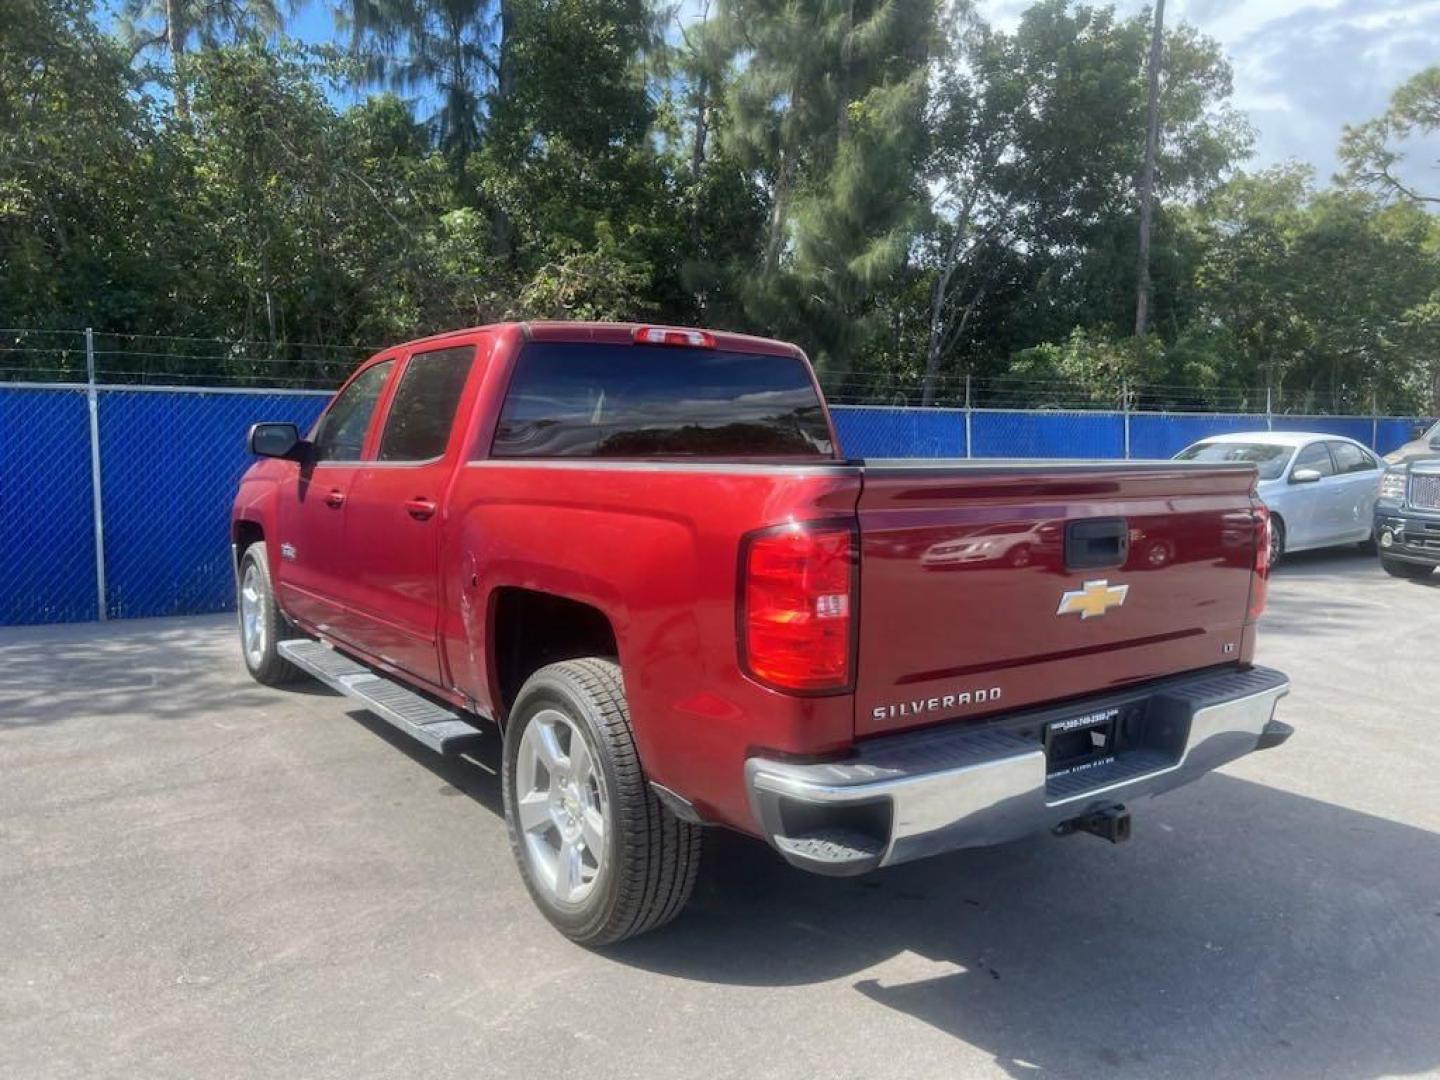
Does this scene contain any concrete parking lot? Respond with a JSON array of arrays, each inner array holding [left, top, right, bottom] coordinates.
[[3, 548, 1439, 1080]]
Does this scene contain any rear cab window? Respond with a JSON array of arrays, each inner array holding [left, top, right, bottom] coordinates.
[[489, 342, 834, 459]]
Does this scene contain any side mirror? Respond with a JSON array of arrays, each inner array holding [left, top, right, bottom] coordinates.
[[247, 422, 304, 460], [1290, 467, 1323, 485]]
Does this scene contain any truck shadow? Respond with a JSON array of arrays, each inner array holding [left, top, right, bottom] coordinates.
[[0, 615, 339, 730], [363, 714, 1440, 1080], [610, 775, 1440, 1080]]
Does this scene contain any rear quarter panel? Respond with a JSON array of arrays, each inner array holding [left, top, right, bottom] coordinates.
[[443, 462, 861, 833]]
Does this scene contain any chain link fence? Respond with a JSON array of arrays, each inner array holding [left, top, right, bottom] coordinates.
[[831, 406, 1428, 462], [818, 371, 1413, 416], [1, 328, 367, 390], [0, 328, 1432, 626], [2, 382, 327, 625]]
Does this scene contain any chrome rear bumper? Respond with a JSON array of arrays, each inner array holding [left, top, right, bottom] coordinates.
[[745, 665, 1290, 876]]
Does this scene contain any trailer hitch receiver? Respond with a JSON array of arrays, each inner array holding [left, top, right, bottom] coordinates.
[[1054, 804, 1131, 844]]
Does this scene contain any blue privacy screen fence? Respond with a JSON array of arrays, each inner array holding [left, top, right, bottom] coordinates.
[[0, 386, 1427, 625]]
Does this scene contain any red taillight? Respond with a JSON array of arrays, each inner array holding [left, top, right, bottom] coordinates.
[[1249, 504, 1271, 622], [633, 326, 717, 348], [741, 524, 855, 693]]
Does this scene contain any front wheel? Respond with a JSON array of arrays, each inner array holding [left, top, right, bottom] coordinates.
[[1381, 557, 1434, 580], [503, 659, 702, 946], [237, 542, 306, 686]]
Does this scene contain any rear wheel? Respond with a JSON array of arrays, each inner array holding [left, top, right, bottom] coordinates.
[[1381, 557, 1433, 580], [503, 659, 701, 946], [1268, 516, 1286, 569], [237, 542, 306, 686]]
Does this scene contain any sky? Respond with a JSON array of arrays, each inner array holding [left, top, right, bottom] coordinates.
[[238, 0, 1440, 187]]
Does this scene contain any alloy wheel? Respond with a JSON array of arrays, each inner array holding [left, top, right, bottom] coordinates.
[[514, 708, 610, 906], [240, 563, 266, 668]]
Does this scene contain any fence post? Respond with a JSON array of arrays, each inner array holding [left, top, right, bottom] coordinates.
[[1122, 382, 1131, 460], [964, 373, 973, 459], [1265, 386, 1273, 432], [84, 327, 108, 621]]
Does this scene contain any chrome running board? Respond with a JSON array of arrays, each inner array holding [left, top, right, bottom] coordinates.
[[278, 639, 486, 754]]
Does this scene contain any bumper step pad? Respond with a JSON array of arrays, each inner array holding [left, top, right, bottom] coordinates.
[[278, 639, 485, 754], [774, 830, 886, 873]]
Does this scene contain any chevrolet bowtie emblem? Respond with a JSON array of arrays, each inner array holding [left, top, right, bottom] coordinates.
[[1057, 579, 1129, 619]]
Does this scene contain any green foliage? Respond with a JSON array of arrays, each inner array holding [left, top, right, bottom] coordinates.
[[1010, 328, 1154, 404], [338, 0, 497, 180], [712, 0, 936, 373], [1193, 170, 1440, 411], [0, 0, 156, 330], [514, 229, 653, 320]]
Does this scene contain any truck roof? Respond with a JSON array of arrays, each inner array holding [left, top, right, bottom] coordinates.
[[394, 321, 804, 359]]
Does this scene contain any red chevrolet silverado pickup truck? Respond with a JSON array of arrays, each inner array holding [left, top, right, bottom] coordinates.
[[232, 321, 1291, 945]]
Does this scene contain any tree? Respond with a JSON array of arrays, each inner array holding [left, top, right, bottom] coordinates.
[[917, 0, 1248, 401], [477, 0, 670, 318], [338, 0, 499, 190], [1191, 166, 1440, 411], [119, 0, 290, 115], [716, 0, 937, 373], [1133, 0, 1164, 337], [0, 0, 158, 333], [1340, 67, 1440, 206]]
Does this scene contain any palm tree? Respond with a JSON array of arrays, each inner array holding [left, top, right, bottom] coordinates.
[[337, 0, 500, 192]]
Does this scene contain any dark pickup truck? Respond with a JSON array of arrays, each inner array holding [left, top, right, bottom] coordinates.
[[233, 321, 1291, 944], [1375, 455, 1440, 578]]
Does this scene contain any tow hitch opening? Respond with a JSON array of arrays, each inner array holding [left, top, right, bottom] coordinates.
[[1054, 804, 1132, 844]]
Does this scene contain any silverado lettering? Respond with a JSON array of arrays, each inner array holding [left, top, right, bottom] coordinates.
[[233, 320, 1292, 946], [871, 687, 1003, 722]]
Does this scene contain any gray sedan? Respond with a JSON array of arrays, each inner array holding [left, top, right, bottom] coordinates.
[[1174, 432, 1383, 566]]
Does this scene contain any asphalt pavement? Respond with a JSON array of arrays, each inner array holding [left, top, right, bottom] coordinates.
[[2, 546, 1438, 1080]]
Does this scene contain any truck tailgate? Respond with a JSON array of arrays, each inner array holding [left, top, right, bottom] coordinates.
[[854, 461, 1261, 737]]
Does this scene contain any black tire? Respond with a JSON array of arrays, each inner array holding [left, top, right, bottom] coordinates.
[[237, 542, 306, 686], [1268, 515, 1285, 570], [502, 659, 702, 946], [1381, 557, 1434, 580]]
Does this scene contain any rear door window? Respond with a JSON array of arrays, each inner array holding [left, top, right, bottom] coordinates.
[[1292, 442, 1336, 478], [379, 346, 475, 462], [313, 360, 393, 463], [1328, 441, 1376, 474], [490, 343, 833, 458]]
